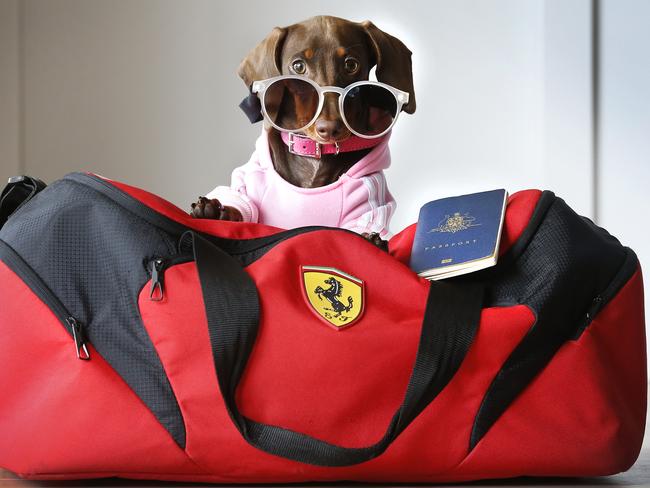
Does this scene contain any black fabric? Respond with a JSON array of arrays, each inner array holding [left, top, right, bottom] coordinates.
[[490, 190, 556, 269], [0, 172, 639, 465], [0, 177, 186, 447], [0, 176, 47, 230], [0, 239, 72, 323], [0, 173, 370, 451], [239, 90, 264, 124], [193, 231, 483, 467], [456, 195, 636, 450], [572, 247, 638, 339]]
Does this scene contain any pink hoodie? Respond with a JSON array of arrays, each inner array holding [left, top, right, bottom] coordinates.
[[206, 130, 396, 237]]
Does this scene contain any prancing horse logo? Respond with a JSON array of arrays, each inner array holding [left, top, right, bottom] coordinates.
[[314, 277, 354, 317], [302, 266, 364, 330]]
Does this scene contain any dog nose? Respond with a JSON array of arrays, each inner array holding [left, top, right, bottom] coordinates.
[[315, 119, 344, 140]]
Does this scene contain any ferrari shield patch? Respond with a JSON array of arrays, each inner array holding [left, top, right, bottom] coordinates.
[[301, 266, 365, 330]]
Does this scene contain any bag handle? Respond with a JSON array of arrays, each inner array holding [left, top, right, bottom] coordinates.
[[190, 231, 483, 467], [0, 176, 47, 230]]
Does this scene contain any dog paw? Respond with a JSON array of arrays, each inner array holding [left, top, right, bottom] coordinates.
[[362, 232, 389, 252], [190, 197, 243, 221]]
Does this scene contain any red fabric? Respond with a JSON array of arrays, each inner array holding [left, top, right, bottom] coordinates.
[[0, 262, 197, 478], [135, 234, 536, 482], [0, 178, 645, 483], [102, 174, 285, 240], [443, 268, 647, 482], [103, 173, 541, 252]]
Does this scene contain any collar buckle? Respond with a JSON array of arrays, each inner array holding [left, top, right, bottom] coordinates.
[[288, 133, 321, 159]]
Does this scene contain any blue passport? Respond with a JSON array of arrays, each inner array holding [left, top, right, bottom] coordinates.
[[409, 189, 508, 280]]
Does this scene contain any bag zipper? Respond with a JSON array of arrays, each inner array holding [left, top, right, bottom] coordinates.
[[148, 254, 193, 301], [573, 247, 639, 339], [0, 239, 91, 360], [68, 316, 91, 360]]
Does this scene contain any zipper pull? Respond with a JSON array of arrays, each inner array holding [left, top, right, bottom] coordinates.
[[67, 317, 90, 361], [150, 258, 165, 301], [585, 295, 603, 321]]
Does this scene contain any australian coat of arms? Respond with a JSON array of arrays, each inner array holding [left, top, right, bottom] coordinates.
[[429, 212, 481, 234]]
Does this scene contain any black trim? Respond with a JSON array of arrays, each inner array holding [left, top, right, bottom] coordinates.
[[0, 172, 379, 454], [467, 196, 634, 450], [573, 246, 638, 339], [462, 190, 557, 278], [496, 190, 557, 267], [192, 231, 484, 466], [66, 172, 189, 237], [1, 171, 640, 465], [0, 239, 77, 337], [68, 172, 367, 266], [0, 239, 92, 361], [0, 176, 187, 448]]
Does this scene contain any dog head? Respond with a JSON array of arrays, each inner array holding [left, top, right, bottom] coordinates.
[[238, 16, 416, 145]]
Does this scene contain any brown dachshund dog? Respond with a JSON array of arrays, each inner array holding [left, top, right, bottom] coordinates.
[[191, 16, 415, 245]]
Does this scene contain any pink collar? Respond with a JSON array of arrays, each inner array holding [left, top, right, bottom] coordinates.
[[280, 131, 387, 159]]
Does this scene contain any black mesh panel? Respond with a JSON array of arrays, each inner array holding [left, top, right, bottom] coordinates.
[[0, 177, 185, 447]]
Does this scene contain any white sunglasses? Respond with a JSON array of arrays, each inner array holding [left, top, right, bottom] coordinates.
[[251, 75, 410, 139]]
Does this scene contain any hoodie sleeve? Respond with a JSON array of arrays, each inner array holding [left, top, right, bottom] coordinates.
[[205, 159, 261, 223], [339, 172, 396, 238]]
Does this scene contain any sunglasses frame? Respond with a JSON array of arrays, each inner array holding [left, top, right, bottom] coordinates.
[[251, 75, 410, 139]]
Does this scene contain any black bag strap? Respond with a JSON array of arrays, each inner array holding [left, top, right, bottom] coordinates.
[[0, 175, 47, 230], [190, 231, 483, 466]]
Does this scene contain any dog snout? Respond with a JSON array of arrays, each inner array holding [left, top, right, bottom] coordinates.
[[315, 119, 344, 141]]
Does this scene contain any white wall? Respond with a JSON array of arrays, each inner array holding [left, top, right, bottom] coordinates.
[[2, 1, 647, 346], [543, 0, 594, 217], [21, 0, 246, 200], [0, 0, 20, 179], [14, 0, 594, 229], [599, 0, 650, 334]]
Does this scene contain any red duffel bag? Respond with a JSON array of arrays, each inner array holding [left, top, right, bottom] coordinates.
[[0, 172, 645, 483]]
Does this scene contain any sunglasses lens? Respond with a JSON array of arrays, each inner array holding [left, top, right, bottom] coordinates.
[[343, 84, 398, 136], [263, 78, 319, 131]]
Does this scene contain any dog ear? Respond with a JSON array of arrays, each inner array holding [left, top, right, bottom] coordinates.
[[237, 27, 288, 88], [360, 20, 416, 114]]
